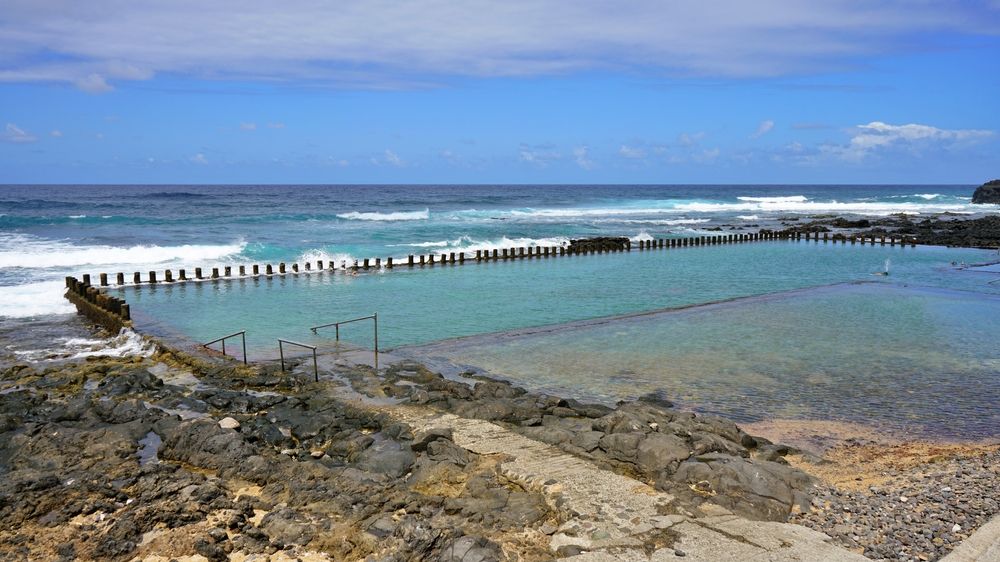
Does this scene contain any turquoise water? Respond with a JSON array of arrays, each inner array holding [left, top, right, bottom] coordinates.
[[119, 240, 1000, 356], [400, 283, 1000, 442]]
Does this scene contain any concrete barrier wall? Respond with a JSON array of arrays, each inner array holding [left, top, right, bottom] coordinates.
[[64, 276, 132, 333], [74, 231, 919, 288]]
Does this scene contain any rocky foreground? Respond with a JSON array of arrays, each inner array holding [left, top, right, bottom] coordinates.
[[1, 331, 998, 562]]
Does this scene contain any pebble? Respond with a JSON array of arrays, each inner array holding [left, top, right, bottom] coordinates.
[[218, 417, 240, 429], [792, 450, 1000, 562]]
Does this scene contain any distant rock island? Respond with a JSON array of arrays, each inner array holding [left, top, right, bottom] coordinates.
[[972, 179, 1000, 204]]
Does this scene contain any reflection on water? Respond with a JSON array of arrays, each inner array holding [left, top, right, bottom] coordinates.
[[400, 283, 1000, 442]]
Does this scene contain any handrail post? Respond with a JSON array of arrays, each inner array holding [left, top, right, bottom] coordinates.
[[374, 312, 378, 354], [279, 340, 285, 372], [242, 331, 247, 364]]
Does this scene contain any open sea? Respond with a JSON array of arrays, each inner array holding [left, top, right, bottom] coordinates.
[[2, 184, 999, 441]]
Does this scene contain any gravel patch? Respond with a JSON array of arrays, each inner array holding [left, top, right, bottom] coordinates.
[[792, 450, 1000, 561]]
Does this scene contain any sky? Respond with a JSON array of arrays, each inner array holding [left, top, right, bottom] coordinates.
[[1, 0, 999, 185]]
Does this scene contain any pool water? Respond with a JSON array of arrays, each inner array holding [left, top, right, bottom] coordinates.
[[399, 283, 1000, 442]]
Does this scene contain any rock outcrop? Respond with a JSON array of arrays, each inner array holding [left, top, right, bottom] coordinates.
[[972, 179, 1000, 204]]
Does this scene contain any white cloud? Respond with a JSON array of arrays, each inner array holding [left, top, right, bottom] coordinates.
[[692, 148, 720, 164], [832, 121, 995, 160], [748, 120, 774, 139], [519, 145, 562, 167], [189, 153, 208, 164], [51, 130, 63, 138], [1, 123, 37, 143], [573, 146, 596, 169], [676, 132, 707, 147], [619, 145, 648, 159], [240, 122, 257, 131], [75, 73, 113, 94], [384, 149, 404, 166], [266, 123, 285, 129], [1, 1, 996, 87]]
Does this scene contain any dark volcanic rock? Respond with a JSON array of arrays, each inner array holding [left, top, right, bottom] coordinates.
[[972, 179, 1000, 204]]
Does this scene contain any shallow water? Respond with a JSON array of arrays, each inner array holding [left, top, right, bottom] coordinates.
[[400, 283, 1000, 442], [120, 241, 999, 357]]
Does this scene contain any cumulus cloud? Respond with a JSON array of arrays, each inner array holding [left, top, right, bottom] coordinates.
[[573, 146, 596, 169], [833, 121, 995, 160], [189, 153, 208, 164], [0, 1, 997, 87], [1, 123, 37, 143], [619, 145, 648, 159], [240, 122, 257, 131], [51, 130, 63, 138], [748, 120, 774, 139], [384, 149, 404, 166], [75, 73, 113, 94]]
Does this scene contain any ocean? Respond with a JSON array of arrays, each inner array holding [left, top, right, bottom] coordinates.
[[3, 184, 1000, 439]]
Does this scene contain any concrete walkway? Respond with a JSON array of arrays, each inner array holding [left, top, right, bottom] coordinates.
[[392, 407, 868, 561], [941, 515, 1000, 562]]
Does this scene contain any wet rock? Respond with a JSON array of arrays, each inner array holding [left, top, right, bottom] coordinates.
[[569, 431, 604, 452]]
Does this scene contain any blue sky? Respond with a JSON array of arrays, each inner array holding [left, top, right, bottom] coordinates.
[[1, 0, 999, 184]]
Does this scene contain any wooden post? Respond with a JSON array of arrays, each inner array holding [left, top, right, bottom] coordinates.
[[225, 266, 231, 276], [476, 250, 482, 261], [458, 253, 464, 263], [149, 271, 157, 284], [253, 265, 259, 275], [428, 254, 435, 265], [266, 264, 273, 274], [420, 255, 425, 265], [387, 257, 393, 268], [133, 272, 141, 284], [239, 265, 245, 276], [165, 270, 173, 282], [317, 260, 323, 270], [117, 272, 125, 285], [98, 273, 107, 286], [363, 259, 369, 270], [375, 258, 381, 268], [279, 263, 286, 273], [409, 255, 415, 266], [121, 304, 130, 321]]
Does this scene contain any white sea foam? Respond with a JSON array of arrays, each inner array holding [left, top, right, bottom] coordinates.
[[68, 215, 87, 219], [672, 200, 973, 216], [0, 233, 245, 269], [68, 328, 155, 359], [337, 209, 430, 221], [737, 196, 809, 203], [0, 281, 77, 319], [12, 328, 156, 361], [295, 249, 355, 268], [737, 215, 759, 220], [630, 231, 654, 243], [915, 194, 942, 200]]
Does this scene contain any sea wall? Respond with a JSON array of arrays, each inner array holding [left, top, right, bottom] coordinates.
[[64, 276, 132, 333]]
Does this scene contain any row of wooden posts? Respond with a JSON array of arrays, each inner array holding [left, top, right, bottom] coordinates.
[[64, 276, 132, 333], [77, 230, 917, 287]]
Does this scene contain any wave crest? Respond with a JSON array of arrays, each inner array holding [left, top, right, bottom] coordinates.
[[337, 209, 429, 221]]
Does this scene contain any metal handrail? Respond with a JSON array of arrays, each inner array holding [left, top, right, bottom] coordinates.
[[310, 312, 378, 353], [278, 338, 319, 382], [203, 330, 247, 364]]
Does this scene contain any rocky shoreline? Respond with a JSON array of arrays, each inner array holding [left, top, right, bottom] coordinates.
[[1, 324, 998, 562]]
